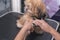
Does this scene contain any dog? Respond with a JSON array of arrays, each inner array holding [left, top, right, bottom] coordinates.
[[17, 0, 47, 34], [17, 0, 46, 27]]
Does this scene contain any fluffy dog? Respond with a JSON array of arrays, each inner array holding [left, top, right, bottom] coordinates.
[[17, 0, 46, 28]]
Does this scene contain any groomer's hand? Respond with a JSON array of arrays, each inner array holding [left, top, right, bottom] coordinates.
[[33, 19, 54, 33], [23, 20, 34, 34], [14, 20, 34, 40]]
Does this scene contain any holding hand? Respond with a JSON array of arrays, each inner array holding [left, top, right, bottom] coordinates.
[[33, 19, 54, 33], [23, 20, 34, 33]]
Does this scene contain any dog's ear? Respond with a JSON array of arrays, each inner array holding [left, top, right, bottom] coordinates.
[[31, 7, 47, 20]]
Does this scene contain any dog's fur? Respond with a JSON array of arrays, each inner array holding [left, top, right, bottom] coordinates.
[[17, 0, 47, 28]]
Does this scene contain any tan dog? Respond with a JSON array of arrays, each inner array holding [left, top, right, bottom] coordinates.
[[17, 0, 46, 28]]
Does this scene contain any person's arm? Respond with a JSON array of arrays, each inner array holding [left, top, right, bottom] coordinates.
[[14, 20, 33, 40], [33, 19, 60, 40], [49, 27, 60, 40], [14, 27, 29, 40]]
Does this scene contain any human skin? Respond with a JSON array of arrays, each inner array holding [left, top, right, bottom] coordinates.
[[14, 19, 60, 40], [33, 19, 60, 40], [14, 20, 34, 40]]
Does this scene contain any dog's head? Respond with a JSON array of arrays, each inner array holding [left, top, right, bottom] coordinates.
[[17, 0, 47, 28], [24, 0, 46, 19]]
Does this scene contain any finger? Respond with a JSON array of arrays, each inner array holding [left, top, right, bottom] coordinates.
[[30, 26, 34, 32], [34, 19, 46, 24], [33, 20, 43, 27], [33, 20, 41, 24]]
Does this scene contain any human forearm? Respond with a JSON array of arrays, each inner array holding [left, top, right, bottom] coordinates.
[[33, 20, 60, 40], [14, 27, 28, 40], [49, 27, 60, 40]]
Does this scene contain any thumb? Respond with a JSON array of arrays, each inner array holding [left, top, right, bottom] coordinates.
[[33, 20, 42, 26]]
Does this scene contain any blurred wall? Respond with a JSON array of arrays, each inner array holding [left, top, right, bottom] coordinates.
[[11, 0, 21, 13]]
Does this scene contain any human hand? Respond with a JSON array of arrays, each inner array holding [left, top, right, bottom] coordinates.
[[22, 19, 34, 34], [33, 19, 54, 33]]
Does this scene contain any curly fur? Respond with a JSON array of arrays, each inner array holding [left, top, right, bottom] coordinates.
[[17, 0, 47, 28]]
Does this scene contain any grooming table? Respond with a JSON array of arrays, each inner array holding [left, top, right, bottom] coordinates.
[[0, 12, 59, 40]]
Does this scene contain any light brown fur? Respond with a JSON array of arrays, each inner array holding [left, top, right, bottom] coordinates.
[[17, 0, 46, 28]]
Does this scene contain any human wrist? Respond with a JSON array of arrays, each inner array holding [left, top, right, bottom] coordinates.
[[22, 27, 27, 31], [22, 26, 31, 36], [47, 25, 56, 34], [22, 26, 30, 33], [49, 27, 57, 35]]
